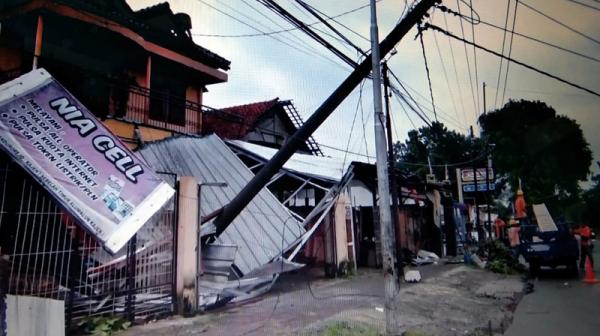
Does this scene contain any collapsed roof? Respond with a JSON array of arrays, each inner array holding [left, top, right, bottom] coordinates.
[[138, 134, 305, 275]]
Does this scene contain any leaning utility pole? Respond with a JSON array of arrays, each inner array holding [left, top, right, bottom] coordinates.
[[211, 0, 439, 236], [370, 1, 399, 333]]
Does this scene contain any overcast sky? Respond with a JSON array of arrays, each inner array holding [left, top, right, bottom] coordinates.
[[129, 0, 599, 182]]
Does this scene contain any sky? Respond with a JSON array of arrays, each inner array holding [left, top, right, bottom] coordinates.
[[129, 0, 600, 183]]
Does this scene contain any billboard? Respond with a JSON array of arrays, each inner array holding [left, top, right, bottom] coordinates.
[[461, 168, 494, 183], [0, 69, 174, 253]]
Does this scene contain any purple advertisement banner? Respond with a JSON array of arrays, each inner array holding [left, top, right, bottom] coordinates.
[[0, 69, 174, 253]]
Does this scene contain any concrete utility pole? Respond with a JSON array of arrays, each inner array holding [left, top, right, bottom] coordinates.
[[382, 62, 402, 262], [370, 1, 399, 334], [483, 82, 492, 237]]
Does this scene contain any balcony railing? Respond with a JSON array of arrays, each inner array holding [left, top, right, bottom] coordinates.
[[0, 67, 240, 136]]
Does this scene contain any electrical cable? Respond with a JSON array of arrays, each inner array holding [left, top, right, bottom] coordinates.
[[564, 0, 600, 11], [192, 2, 374, 37], [431, 16, 462, 129], [418, 26, 438, 122], [468, 0, 480, 114], [256, 0, 359, 69], [442, 14, 468, 128], [437, 3, 600, 63], [455, 0, 478, 116], [295, 0, 368, 56], [394, 93, 418, 130], [423, 23, 600, 98], [389, 70, 464, 129], [235, 0, 330, 56], [520, 0, 600, 45], [476, 17, 600, 63], [342, 80, 368, 170], [195, 0, 349, 71], [500, 0, 520, 106], [494, 0, 512, 109]]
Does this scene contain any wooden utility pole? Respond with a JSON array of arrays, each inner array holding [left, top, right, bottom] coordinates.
[[370, 1, 398, 334]]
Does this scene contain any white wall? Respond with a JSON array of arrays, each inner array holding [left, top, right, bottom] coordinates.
[[7, 295, 64, 336]]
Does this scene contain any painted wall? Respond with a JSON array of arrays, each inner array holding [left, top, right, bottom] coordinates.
[[6, 295, 64, 336]]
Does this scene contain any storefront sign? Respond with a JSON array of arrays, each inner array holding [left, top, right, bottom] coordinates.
[[0, 69, 174, 253]]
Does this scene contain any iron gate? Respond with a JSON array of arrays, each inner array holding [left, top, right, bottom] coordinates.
[[0, 154, 178, 333]]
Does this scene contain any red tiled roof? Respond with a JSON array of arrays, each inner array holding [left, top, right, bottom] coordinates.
[[203, 99, 279, 139]]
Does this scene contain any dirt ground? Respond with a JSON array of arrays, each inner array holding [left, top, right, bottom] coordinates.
[[119, 263, 524, 336]]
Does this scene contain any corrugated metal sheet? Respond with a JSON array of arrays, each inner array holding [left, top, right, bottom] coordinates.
[[228, 140, 350, 182], [138, 134, 305, 275]]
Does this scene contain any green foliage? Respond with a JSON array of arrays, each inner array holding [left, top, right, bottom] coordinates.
[[319, 322, 382, 336], [479, 100, 592, 211], [76, 316, 131, 336], [395, 121, 484, 183], [582, 163, 600, 229], [484, 240, 525, 275]]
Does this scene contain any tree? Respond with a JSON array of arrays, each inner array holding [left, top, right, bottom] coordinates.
[[394, 121, 484, 183], [582, 162, 600, 229], [479, 100, 592, 214]]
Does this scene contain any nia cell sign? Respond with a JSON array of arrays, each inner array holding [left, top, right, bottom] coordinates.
[[0, 69, 174, 253]]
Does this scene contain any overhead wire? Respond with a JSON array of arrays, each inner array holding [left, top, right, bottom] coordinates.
[[192, 2, 373, 37], [236, 0, 327, 54], [468, 0, 480, 115], [438, 2, 600, 63], [455, 0, 478, 119], [500, 0, 520, 106], [493, 0, 512, 109], [256, 0, 359, 69], [417, 25, 438, 122], [442, 14, 468, 129], [430, 13, 462, 129], [195, 0, 348, 71], [234, 0, 356, 70], [475, 16, 600, 63], [520, 0, 600, 45], [389, 70, 465, 129], [422, 23, 600, 98], [564, 0, 600, 11]]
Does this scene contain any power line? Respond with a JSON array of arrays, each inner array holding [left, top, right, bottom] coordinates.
[[476, 17, 600, 63], [493, 0, 513, 109], [195, 0, 347, 70], [564, 0, 600, 11], [431, 17, 462, 128], [418, 26, 438, 122], [192, 1, 373, 37], [389, 70, 465, 129], [455, 0, 478, 117], [468, 0, 480, 114], [256, 0, 359, 69], [520, 0, 600, 45], [500, 0, 520, 106], [294, 0, 367, 57], [442, 14, 468, 128], [423, 23, 600, 98]]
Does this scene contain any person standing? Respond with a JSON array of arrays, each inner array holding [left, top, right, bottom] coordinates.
[[507, 217, 521, 259], [576, 223, 594, 269]]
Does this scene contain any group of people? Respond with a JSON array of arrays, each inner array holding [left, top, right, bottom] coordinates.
[[492, 188, 594, 270]]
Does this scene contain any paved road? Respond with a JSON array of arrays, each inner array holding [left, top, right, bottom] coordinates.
[[506, 247, 600, 336]]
